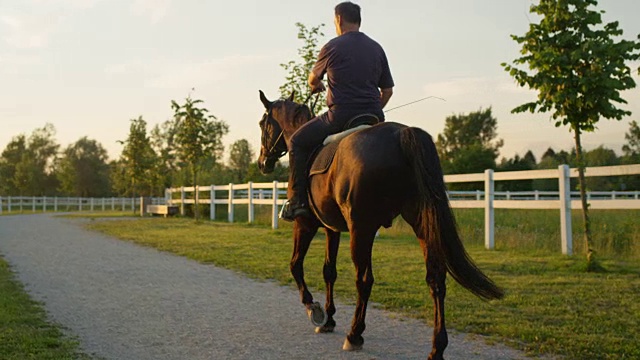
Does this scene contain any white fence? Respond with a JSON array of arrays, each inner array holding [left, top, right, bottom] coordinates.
[[0, 196, 164, 214], [166, 164, 640, 255]]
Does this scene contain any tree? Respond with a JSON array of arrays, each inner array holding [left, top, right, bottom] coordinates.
[[621, 120, 640, 189], [622, 120, 640, 157], [0, 135, 27, 195], [280, 23, 327, 113], [228, 139, 255, 183], [502, 0, 640, 270], [57, 137, 110, 197], [584, 145, 620, 190], [436, 108, 503, 189], [117, 116, 157, 198], [0, 124, 59, 196], [496, 152, 537, 191], [172, 94, 229, 220]]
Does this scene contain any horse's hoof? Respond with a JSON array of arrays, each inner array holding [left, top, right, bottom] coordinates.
[[306, 301, 328, 327], [315, 324, 335, 333], [342, 338, 363, 351]]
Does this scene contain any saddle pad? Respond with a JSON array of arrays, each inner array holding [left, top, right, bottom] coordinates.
[[309, 140, 341, 176]]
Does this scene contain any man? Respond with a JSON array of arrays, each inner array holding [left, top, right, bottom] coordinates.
[[281, 1, 394, 221]]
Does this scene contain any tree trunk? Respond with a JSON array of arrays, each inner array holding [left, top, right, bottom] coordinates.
[[192, 167, 199, 221], [573, 128, 597, 271]]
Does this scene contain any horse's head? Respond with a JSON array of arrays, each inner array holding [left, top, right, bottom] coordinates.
[[257, 90, 312, 174]]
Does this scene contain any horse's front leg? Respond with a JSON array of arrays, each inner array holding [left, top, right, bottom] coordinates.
[[316, 229, 340, 333], [290, 218, 323, 324]]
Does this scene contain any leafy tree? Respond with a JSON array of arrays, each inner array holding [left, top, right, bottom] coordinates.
[[0, 135, 27, 195], [57, 137, 111, 197], [502, 0, 640, 270], [0, 124, 59, 196], [622, 120, 640, 158], [280, 23, 327, 113], [584, 145, 620, 190], [117, 116, 157, 198], [228, 139, 255, 183], [150, 119, 182, 192], [172, 94, 229, 220], [436, 108, 503, 189], [620, 120, 640, 189], [496, 152, 537, 191]]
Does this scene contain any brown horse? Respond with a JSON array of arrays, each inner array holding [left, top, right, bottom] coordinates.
[[257, 90, 503, 360]]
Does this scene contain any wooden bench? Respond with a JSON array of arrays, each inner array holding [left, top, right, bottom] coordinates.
[[146, 204, 179, 217]]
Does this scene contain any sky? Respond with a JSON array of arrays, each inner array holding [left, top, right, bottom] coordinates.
[[1, 0, 639, 165]]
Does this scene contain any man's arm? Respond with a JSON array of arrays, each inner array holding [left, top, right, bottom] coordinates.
[[380, 87, 393, 109], [308, 72, 326, 94]]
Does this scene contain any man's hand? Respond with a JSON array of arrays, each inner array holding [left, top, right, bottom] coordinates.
[[311, 81, 326, 94], [308, 72, 326, 94]]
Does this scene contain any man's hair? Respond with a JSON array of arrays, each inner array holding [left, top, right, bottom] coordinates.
[[335, 2, 361, 25]]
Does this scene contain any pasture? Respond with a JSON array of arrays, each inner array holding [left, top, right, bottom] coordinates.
[[0, 257, 88, 360], [87, 208, 640, 359]]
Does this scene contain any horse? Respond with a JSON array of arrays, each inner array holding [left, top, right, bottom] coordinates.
[[257, 90, 503, 360]]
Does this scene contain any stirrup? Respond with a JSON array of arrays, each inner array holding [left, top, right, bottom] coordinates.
[[279, 200, 311, 222]]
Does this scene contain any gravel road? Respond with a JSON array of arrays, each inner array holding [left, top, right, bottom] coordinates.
[[0, 214, 531, 360]]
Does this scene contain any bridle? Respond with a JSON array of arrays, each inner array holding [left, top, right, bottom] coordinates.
[[260, 92, 319, 162], [260, 107, 288, 161]]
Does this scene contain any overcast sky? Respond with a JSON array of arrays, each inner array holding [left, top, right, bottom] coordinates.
[[1, 0, 639, 164]]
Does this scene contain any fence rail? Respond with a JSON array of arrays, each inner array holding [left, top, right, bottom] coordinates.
[[165, 164, 640, 255], [0, 196, 165, 214]]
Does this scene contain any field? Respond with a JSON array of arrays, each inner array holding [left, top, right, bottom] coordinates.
[[0, 257, 88, 360], [87, 208, 640, 359]]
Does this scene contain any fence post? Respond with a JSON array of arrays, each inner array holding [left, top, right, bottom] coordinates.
[[102, 198, 105, 211], [91, 198, 95, 211], [111, 197, 115, 211], [248, 181, 254, 223], [0, 197, 2, 215], [272, 181, 279, 229], [180, 187, 185, 216], [8, 196, 11, 212], [558, 165, 573, 256], [121, 197, 125, 212], [32, 196, 36, 212], [43, 196, 47, 212], [210, 185, 216, 220], [54, 197, 58, 212], [79, 198, 83, 212], [228, 183, 234, 222], [195, 185, 200, 219], [484, 169, 495, 250]]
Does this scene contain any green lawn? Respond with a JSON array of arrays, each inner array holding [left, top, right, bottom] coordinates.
[[0, 257, 89, 360], [87, 214, 640, 360]]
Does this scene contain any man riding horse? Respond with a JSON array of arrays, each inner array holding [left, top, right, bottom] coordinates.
[[281, 1, 395, 221]]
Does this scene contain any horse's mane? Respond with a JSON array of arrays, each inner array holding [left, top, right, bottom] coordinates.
[[279, 99, 313, 127]]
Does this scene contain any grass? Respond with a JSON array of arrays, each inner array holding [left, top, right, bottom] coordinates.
[[0, 256, 89, 360], [86, 211, 640, 360]]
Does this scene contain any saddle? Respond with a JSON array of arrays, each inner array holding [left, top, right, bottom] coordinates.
[[308, 113, 379, 177]]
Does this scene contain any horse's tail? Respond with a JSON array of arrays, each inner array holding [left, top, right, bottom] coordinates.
[[399, 126, 504, 300]]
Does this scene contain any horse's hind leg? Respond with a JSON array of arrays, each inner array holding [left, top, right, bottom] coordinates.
[[316, 228, 340, 333], [343, 226, 377, 351], [421, 236, 448, 360]]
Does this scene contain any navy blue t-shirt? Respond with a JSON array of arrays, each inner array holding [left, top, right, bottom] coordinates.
[[311, 32, 394, 108]]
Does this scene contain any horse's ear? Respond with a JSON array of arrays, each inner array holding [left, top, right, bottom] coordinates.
[[287, 91, 295, 102], [259, 90, 272, 109]]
